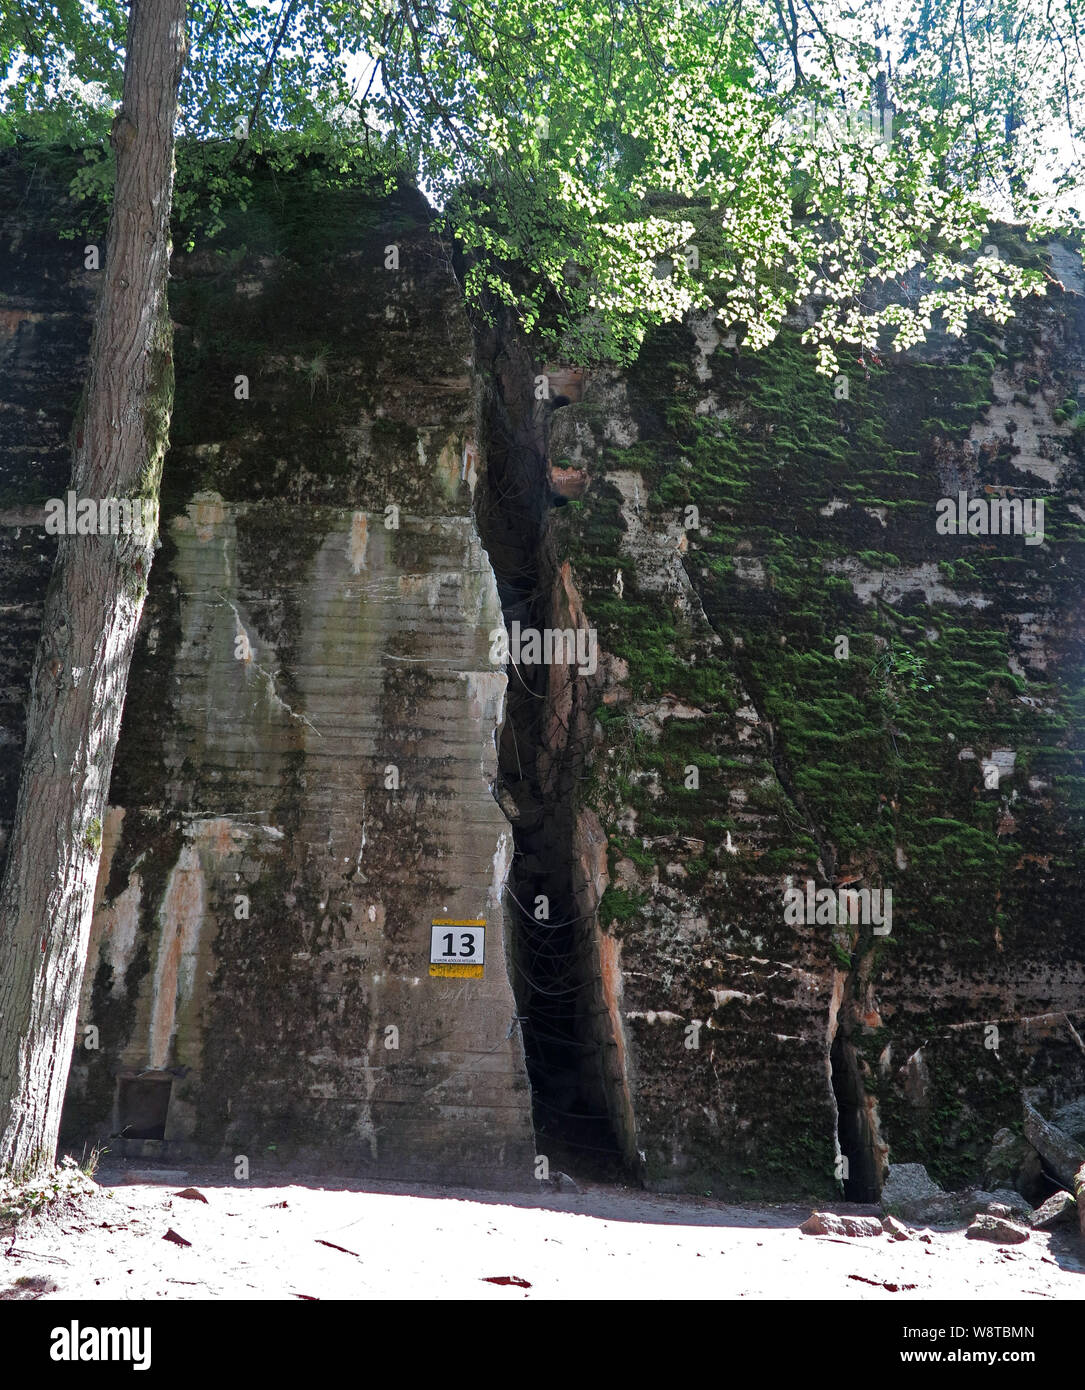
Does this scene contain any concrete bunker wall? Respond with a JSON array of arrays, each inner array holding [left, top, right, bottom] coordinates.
[[534, 242, 1085, 1197], [3, 154, 1085, 1197], [0, 161, 535, 1183]]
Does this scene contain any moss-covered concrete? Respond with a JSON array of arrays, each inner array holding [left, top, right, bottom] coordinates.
[[5, 147, 1085, 1196], [545, 231, 1085, 1196]]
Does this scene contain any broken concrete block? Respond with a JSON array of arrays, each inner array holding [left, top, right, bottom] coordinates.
[[881, 1215, 911, 1240], [800, 1212, 885, 1237], [902, 1187, 1030, 1225], [1053, 1098, 1085, 1146], [966, 1215, 1030, 1244], [984, 1128, 1035, 1189], [881, 1163, 942, 1212], [1029, 1190, 1077, 1230]]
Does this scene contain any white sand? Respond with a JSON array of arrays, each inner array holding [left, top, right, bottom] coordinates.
[[3, 1169, 1083, 1301]]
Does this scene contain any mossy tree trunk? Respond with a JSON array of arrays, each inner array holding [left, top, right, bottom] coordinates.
[[0, 0, 188, 1179]]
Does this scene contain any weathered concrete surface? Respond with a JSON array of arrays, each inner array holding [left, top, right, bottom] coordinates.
[[0, 160, 534, 1184], [5, 154, 1085, 1199], [71, 491, 530, 1181], [537, 233, 1085, 1198]]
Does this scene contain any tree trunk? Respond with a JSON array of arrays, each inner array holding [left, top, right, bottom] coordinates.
[[0, 0, 188, 1180]]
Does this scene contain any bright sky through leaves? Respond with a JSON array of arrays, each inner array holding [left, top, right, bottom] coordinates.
[[2, 0, 1084, 367]]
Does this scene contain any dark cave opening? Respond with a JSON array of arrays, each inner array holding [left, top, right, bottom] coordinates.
[[500, 660, 624, 1180], [830, 1028, 879, 1202], [470, 316, 623, 1179]]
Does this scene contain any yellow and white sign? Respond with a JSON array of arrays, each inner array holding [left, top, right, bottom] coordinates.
[[430, 919, 485, 977]]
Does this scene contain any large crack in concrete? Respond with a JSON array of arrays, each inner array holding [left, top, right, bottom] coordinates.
[[467, 307, 626, 1179], [464, 291, 896, 1195]]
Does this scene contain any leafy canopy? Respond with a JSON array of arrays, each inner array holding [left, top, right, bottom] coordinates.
[[2, 0, 1083, 370]]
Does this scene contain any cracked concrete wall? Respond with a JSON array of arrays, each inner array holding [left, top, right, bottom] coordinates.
[[0, 158, 535, 1184], [5, 151, 1085, 1197], [540, 232, 1085, 1196]]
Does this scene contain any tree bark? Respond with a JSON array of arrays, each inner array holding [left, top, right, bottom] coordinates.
[[0, 0, 188, 1179]]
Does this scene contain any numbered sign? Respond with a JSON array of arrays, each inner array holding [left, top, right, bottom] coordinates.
[[430, 919, 485, 978]]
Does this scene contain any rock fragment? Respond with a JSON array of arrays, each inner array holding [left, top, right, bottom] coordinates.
[[984, 1128, 1043, 1197], [881, 1215, 911, 1241], [966, 1215, 1030, 1244], [1028, 1191, 1077, 1230], [900, 1187, 1030, 1225], [881, 1163, 942, 1212], [800, 1212, 884, 1237]]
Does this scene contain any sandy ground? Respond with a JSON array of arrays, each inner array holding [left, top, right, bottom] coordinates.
[[3, 1165, 1083, 1301]]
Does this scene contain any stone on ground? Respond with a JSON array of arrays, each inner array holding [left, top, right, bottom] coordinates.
[[800, 1212, 884, 1237], [901, 1187, 1031, 1225], [881, 1163, 942, 1212], [966, 1215, 1030, 1244], [881, 1215, 910, 1240], [1029, 1190, 1077, 1230], [983, 1128, 1043, 1197]]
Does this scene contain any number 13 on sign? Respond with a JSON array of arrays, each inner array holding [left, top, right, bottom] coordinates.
[[430, 920, 485, 978]]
